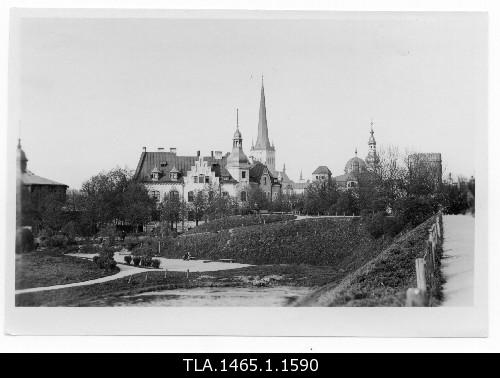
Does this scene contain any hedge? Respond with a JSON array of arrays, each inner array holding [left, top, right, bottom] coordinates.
[[184, 214, 297, 235], [162, 218, 385, 266]]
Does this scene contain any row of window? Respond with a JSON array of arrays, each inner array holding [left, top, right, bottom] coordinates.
[[150, 190, 234, 203], [193, 175, 211, 184]]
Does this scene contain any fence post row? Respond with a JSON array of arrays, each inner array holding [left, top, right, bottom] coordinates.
[[406, 211, 443, 307]]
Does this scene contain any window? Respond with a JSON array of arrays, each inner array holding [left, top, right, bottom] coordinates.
[[169, 190, 179, 201], [150, 190, 161, 202], [205, 176, 210, 184], [263, 176, 267, 185], [194, 176, 198, 183], [160, 161, 167, 167], [222, 191, 229, 197], [199, 174, 204, 183], [240, 191, 247, 202], [242, 171, 246, 179], [170, 173, 177, 180], [188, 191, 194, 202]]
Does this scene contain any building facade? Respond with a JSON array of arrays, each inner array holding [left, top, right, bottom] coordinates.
[[134, 95, 282, 206], [16, 140, 68, 230]]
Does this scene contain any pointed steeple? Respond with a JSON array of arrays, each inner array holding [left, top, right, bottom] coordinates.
[[368, 120, 376, 145], [255, 76, 271, 149], [299, 170, 303, 181]]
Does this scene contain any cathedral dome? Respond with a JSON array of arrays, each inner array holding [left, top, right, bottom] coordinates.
[[345, 156, 367, 174]]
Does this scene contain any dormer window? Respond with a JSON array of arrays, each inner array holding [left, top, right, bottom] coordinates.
[[160, 161, 168, 167], [169, 166, 180, 181], [151, 166, 161, 181]]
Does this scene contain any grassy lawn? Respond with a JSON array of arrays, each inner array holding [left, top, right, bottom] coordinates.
[[15, 249, 119, 290], [15, 264, 343, 307]]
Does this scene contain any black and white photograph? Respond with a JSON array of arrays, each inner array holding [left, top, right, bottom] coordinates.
[[4, 7, 489, 337]]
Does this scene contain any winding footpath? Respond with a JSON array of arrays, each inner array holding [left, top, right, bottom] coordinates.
[[15, 263, 153, 295], [441, 214, 475, 306]]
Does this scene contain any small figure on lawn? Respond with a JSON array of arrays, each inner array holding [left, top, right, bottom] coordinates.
[[183, 252, 192, 261]]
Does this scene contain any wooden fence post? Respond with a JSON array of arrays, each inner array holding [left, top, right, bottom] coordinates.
[[415, 258, 427, 291], [406, 288, 428, 307]]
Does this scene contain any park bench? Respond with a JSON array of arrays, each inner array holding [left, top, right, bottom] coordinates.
[[218, 258, 235, 263]]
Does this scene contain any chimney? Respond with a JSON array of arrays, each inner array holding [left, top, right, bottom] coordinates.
[[197, 150, 200, 157], [158, 147, 164, 151], [214, 151, 222, 160], [142, 147, 146, 152], [211, 151, 214, 158], [170, 147, 177, 154]]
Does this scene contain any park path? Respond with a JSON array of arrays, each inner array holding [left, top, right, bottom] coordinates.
[[15, 263, 153, 295], [15, 254, 251, 295], [441, 214, 475, 306]]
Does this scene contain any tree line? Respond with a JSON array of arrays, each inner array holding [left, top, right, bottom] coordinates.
[[18, 146, 474, 238]]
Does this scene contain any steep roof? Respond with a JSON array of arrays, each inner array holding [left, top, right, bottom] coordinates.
[[254, 78, 272, 150], [312, 166, 332, 175], [134, 151, 228, 183], [249, 161, 278, 184], [20, 171, 67, 187]]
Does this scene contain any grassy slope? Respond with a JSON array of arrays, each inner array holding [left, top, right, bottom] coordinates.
[[15, 249, 119, 290], [297, 216, 445, 307], [164, 218, 387, 266], [15, 264, 342, 307]]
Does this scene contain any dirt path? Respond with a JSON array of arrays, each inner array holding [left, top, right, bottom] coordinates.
[[15, 263, 153, 295], [441, 214, 475, 306], [15, 254, 252, 295]]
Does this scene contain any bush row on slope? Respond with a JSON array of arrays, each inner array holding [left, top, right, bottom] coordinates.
[[184, 214, 297, 235]]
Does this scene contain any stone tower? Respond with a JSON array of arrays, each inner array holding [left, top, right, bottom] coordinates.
[[226, 109, 251, 183], [249, 76, 276, 172]]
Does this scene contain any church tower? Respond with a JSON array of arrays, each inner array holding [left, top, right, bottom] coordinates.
[[226, 109, 250, 184], [365, 121, 380, 171], [250, 76, 276, 172]]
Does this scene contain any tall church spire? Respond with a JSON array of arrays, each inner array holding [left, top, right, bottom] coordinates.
[[255, 76, 271, 149]]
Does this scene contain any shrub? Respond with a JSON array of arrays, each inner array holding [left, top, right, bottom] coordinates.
[[99, 224, 117, 247], [93, 249, 117, 271], [49, 234, 69, 248], [16, 227, 35, 254], [140, 256, 153, 267], [151, 259, 161, 269], [132, 256, 141, 266], [61, 221, 78, 243], [185, 214, 296, 235], [124, 255, 132, 265], [363, 212, 386, 239]]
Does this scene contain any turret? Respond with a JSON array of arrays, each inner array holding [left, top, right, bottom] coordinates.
[[366, 120, 380, 170]]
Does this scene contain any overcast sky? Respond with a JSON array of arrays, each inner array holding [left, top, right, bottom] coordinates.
[[15, 12, 486, 189]]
